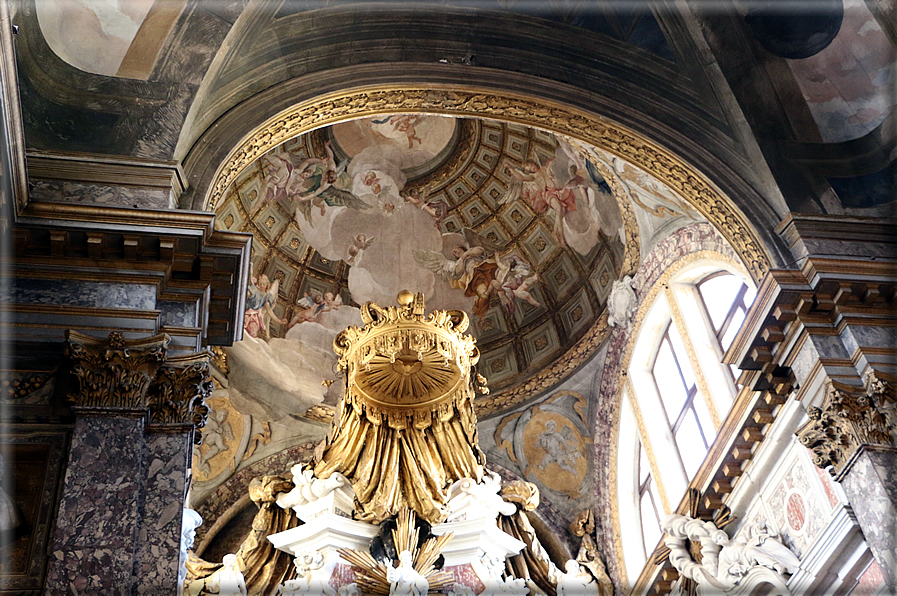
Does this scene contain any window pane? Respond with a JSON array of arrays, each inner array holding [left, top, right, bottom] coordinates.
[[653, 339, 687, 418], [744, 285, 757, 308], [694, 393, 716, 442], [638, 443, 650, 485], [699, 274, 744, 331], [668, 325, 696, 390], [721, 306, 745, 351], [640, 487, 662, 553], [675, 411, 707, 479]]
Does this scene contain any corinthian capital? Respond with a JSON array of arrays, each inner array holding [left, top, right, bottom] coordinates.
[[64, 331, 169, 411], [796, 377, 897, 477], [147, 352, 213, 443]]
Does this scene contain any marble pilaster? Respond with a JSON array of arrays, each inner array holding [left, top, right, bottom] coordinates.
[[133, 429, 193, 595], [45, 415, 147, 594], [839, 445, 897, 591]]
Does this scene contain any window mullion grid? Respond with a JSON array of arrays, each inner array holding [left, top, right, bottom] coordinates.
[[625, 378, 673, 515], [665, 286, 722, 430]]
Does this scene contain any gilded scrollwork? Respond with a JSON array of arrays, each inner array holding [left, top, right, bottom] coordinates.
[[796, 376, 897, 477]]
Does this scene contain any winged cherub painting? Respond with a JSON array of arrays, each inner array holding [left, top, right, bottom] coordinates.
[[243, 269, 285, 339], [413, 229, 540, 320]]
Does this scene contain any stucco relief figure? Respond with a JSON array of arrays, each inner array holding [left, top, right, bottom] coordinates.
[[536, 420, 582, 474], [203, 554, 247, 596], [449, 586, 476, 596], [607, 275, 637, 329], [712, 518, 801, 583], [196, 406, 235, 477], [180, 509, 203, 588], [279, 550, 336, 596], [387, 550, 429, 596], [243, 272, 285, 339], [662, 513, 801, 590]]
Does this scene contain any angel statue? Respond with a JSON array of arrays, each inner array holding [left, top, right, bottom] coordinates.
[[243, 270, 285, 339], [288, 141, 371, 224], [412, 228, 502, 319], [387, 551, 429, 596]]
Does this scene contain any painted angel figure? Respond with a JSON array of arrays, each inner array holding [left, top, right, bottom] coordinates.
[[243, 271, 285, 339], [502, 156, 577, 248], [496, 256, 540, 318], [412, 228, 501, 320], [401, 186, 448, 224], [347, 234, 376, 265], [289, 141, 371, 224], [287, 291, 327, 329]]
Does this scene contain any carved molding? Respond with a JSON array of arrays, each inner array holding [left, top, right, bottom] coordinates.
[[147, 352, 214, 443], [796, 374, 897, 478], [65, 330, 169, 411]]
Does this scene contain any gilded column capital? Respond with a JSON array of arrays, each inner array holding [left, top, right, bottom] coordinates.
[[796, 376, 897, 478], [146, 352, 214, 443], [64, 330, 169, 412]]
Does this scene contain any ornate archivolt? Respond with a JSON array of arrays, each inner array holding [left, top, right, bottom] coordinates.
[[203, 86, 771, 283]]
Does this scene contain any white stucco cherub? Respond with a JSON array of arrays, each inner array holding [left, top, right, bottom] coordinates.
[[607, 275, 637, 328]]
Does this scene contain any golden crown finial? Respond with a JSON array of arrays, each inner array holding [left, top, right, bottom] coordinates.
[[397, 289, 414, 306]]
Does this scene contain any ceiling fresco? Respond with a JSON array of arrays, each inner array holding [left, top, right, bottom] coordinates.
[[212, 114, 709, 434]]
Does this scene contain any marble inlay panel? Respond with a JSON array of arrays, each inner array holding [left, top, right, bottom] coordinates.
[[45, 416, 146, 593], [30, 179, 174, 210], [134, 431, 192, 595], [7, 279, 156, 311], [841, 447, 897, 590], [158, 300, 199, 328]]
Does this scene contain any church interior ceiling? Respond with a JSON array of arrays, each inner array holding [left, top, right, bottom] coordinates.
[[194, 112, 712, 533]]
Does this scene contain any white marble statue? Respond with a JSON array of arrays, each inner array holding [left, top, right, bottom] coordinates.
[[449, 585, 477, 596], [555, 560, 601, 596], [447, 471, 517, 519], [179, 508, 203, 588], [662, 513, 801, 590], [279, 550, 336, 596], [607, 275, 637, 328], [479, 553, 530, 596], [276, 463, 349, 510], [387, 550, 429, 596], [205, 554, 247, 596], [712, 518, 801, 584]]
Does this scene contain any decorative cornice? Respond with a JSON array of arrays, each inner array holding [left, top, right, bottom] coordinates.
[[147, 352, 214, 443], [796, 373, 897, 478], [64, 330, 169, 411]]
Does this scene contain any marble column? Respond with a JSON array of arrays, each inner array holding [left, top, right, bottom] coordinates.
[[44, 332, 211, 595], [797, 371, 897, 591]]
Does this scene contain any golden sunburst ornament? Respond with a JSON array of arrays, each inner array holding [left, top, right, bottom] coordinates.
[[337, 508, 454, 595], [333, 290, 485, 424]]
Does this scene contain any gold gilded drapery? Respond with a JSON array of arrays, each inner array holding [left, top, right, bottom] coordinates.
[[313, 292, 486, 524], [186, 475, 299, 595], [313, 384, 484, 523], [498, 481, 557, 596]]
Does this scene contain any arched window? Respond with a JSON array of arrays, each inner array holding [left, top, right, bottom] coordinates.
[[617, 261, 756, 585]]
